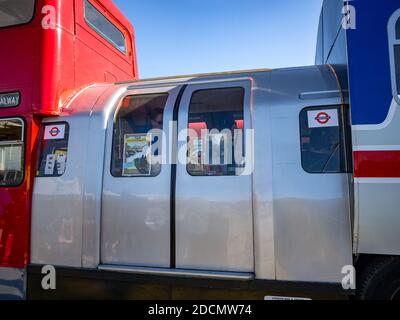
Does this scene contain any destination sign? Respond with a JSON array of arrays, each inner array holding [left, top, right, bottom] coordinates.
[[0, 92, 20, 108]]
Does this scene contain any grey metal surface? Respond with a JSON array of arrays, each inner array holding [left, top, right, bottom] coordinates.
[[101, 85, 182, 267], [356, 180, 400, 255], [251, 72, 276, 280], [0, 268, 25, 300], [315, 0, 347, 65], [269, 66, 353, 283], [31, 85, 112, 268], [81, 85, 129, 268], [175, 80, 254, 273], [31, 66, 354, 284]]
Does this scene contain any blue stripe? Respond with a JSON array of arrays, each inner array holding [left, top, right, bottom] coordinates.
[[346, 0, 399, 125]]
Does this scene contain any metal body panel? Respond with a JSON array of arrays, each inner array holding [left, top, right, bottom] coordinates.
[[353, 98, 400, 255], [315, 0, 347, 66], [81, 85, 128, 268], [346, 3, 400, 255], [316, 0, 400, 258], [251, 72, 276, 280], [31, 67, 353, 285], [356, 181, 400, 255], [0, 268, 25, 300], [175, 80, 254, 273], [101, 86, 182, 267], [31, 114, 89, 267], [269, 67, 353, 282], [31, 85, 111, 267]]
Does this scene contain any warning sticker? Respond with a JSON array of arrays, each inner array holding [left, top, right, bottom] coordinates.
[[307, 109, 339, 128], [44, 124, 66, 140]]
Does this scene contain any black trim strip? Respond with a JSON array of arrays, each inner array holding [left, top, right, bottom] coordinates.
[[170, 85, 187, 269], [27, 265, 353, 300]]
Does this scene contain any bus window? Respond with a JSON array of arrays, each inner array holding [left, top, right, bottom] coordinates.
[[0, 0, 36, 28], [187, 87, 245, 176], [84, 0, 127, 54], [37, 123, 70, 177], [300, 106, 345, 174], [111, 93, 169, 177], [0, 118, 24, 186]]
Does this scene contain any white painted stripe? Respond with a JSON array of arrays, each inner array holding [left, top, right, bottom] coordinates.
[[352, 99, 398, 131], [355, 178, 400, 184], [353, 145, 400, 151]]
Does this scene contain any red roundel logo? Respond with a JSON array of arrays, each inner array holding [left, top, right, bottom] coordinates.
[[49, 127, 61, 137], [315, 112, 331, 125]]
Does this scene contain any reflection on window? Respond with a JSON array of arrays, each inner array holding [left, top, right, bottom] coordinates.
[[0, 119, 24, 186], [0, 0, 35, 28], [187, 87, 245, 176], [112, 93, 168, 177], [37, 123, 70, 177], [300, 107, 344, 174], [84, 0, 126, 53]]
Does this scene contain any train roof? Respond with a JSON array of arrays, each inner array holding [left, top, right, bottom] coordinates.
[[58, 65, 340, 115]]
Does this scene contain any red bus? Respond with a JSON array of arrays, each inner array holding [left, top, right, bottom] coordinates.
[[0, 0, 137, 298]]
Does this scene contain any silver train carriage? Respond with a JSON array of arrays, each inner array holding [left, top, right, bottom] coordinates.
[[29, 66, 359, 299]]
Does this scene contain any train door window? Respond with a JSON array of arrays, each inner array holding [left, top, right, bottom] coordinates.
[[111, 93, 169, 177], [37, 123, 70, 177], [187, 87, 245, 176], [300, 106, 345, 174], [84, 0, 127, 54], [0, 0, 36, 28], [389, 10, 400, 98], [0, 118, 24, 186]]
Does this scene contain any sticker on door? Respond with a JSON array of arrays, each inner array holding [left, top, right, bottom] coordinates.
[[307, 109, 339, 128]]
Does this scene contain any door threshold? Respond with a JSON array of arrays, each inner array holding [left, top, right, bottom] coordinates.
[[98, 265, 254, 281]]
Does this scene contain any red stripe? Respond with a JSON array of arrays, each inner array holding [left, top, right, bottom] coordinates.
[[354, 151, 400, 178]]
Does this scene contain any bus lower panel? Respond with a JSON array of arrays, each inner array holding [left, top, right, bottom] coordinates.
[[0, 268, 25, 300], [27, 265, 352, 300]]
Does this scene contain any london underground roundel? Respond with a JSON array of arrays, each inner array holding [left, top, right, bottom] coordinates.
[[44, 124, 66, 140], [307, 109, 339, 128]]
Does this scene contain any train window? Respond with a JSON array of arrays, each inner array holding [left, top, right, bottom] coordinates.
[[396, 17, 400, 39], [0, 0, 36, 28], [187, 87, 245, 176], [300, 107, 345, 174], [84, 0, 127, 54], [37, 123, 70, 177], [111, 93, 169, 177], [0, 118, 24, 186]]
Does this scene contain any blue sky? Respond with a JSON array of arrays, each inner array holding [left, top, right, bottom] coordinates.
[[113, 0, 323, 78]]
